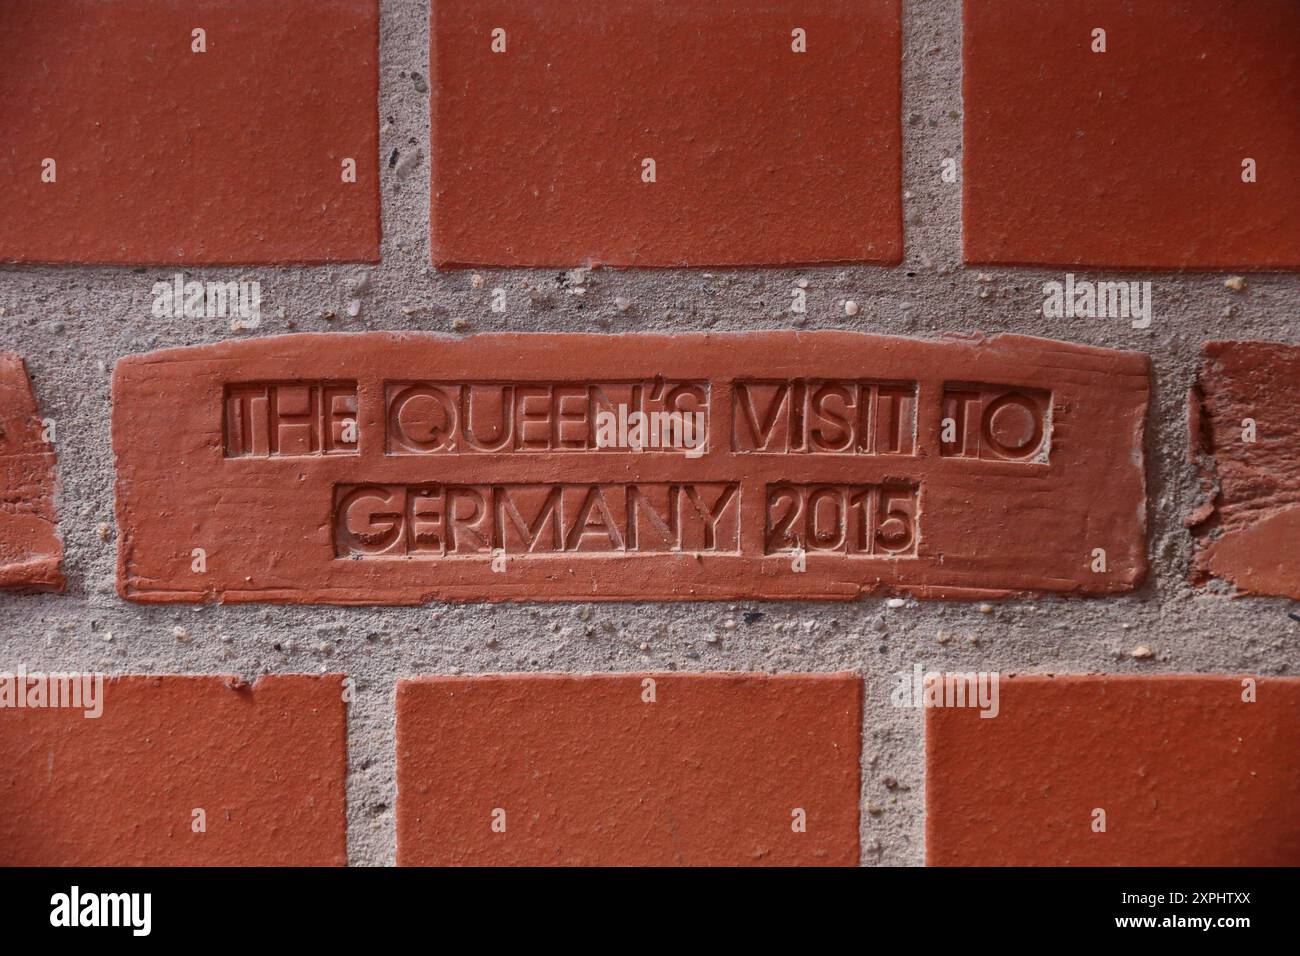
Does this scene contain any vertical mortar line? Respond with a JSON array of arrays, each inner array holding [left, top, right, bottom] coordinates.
[[1148, 309, 1204, 601], [341, 0, 432, 868], [882, 0, 967, 868]]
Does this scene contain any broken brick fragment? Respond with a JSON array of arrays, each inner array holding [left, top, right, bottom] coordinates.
[[0, 352, 63, 590]]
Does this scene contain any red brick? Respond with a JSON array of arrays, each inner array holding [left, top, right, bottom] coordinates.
[[0, 353, 63, 591], [111, 331, 1148, 604], [0, 0, 379, 265], [396, 672, 861, 866], [964, 1, 1300, 269], [1189, 340, 1300, 598], [430, 0, 902, 267], [926, 675, 1300, 866], [0, 674, 347, 865]]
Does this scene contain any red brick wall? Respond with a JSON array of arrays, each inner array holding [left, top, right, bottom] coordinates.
[[0, 0, 1296, 867]]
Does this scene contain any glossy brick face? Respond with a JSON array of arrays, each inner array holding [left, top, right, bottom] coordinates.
[[964, 0, 1300, 269], [396, 672, 862, 865], [926, 675, 1300, 866], [0, 0, 380, 265], [0, 675, 347, 866], [430, 0, 902, 266]]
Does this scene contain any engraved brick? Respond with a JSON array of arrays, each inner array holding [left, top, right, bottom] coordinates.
[[0, 353, 63, 590], [224, 382, 359, 459], [926, 675, 1300, 866], [1190, 341, 1300, 598], [430, 0, 902, 267], [733, 380, 917, 455], [0, 675, 347, 865], [939, 384, 1050, 463], [396, 672, 861, 866], [964, 0, 1300, 269], [111, 332, 1148, 604], [0, 0, 379, 265]]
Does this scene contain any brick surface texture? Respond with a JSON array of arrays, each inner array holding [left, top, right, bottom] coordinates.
[[0, 0, 1296, 869], [430, 0, 902, 266], [0, 353, 63, 590], [396, 673, 862, 865], [964, 0, 1300, 269], [0, 675, 347, 865], [0, 0, 380, 264], [1189, 341, 1300, 600], [927, 675, 1300, 866]]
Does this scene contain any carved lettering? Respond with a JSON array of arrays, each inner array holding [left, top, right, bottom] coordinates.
[[224, 382, 357, 458], [334, 483, 741, 557], [765, 483, 919, 556], [939, 384, 1050, 462], [733, 380, 917, 454], [387, 381, 709, 454]]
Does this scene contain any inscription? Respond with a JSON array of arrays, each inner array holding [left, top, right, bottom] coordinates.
[[940, 383, 1050, 463], [333, 482, 740, 557], [765, 483, 920, 556], [224, 382, 357, 458], [385, 381, 709, 454], [732, 380, 917, 454], [113, 332, 1149, 603]]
